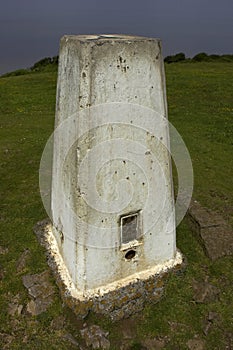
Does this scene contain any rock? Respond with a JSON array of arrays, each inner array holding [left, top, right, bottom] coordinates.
[[187, 337, 205, 350], [17, 304, 23, 315], [202, 321, 211, 336], [0, 333, 14, 348], [22, 271, 54, 298], [203, 311, 220, 336], [25, 300, 38, 316], [16, 248, 30, 273], [80, 325, 110, 350], [22, 270, 55, 316], [8, 302, 22, 316], [50, 315, 66, 330], [187, 200, 233, 260], [8, 294, 23, 316], [62, 333, 80, 347], [25, 295, 54, 316], [0, 246, 8, 255], [9, 304, 22, 316], [192, 279, 220, 303], [207, 311, 219, 321]]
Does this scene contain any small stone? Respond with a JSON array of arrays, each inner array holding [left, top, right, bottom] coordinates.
[[188, 200, 233, 260], [16, 248, 30, 273], [9, 318, 20, 329], [62, 333, 80, 347], [0, 333, 14, 348], [99, 336, 111, 350], [17, 304, 24, 315], [203, 321, 212, 336], [8, 302, 23, 316], [8, 294, 23, 316], [22, 335, 28, 344], [22, 270, 55, 316], [203, 311, 219, 336], [25, 300, 37, 316], [8, 302, 19, 316], [192, 279, 220, 303], [187, 337, 205, 350], [80, 325, 110, 350], [25, 295, 54, 316], [208, 311, 219, 321], [0, 246, 8, 255], [22, 271, 54, 297], [50, 315, 66, 330]]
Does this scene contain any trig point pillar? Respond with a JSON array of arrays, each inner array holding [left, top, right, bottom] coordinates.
[[46, 34, 182, 320]]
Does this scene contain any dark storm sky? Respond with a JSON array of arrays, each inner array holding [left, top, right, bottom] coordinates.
[[0, 0, 232, 74]]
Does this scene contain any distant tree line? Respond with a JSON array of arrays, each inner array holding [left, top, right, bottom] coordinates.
[[164, 52, 233, 63], [2, 52, 233, 77], [29, 52, 233, 67], [1, 56, 59, 77], [30, 56, 59, 70], [30, 52, 233, 67]]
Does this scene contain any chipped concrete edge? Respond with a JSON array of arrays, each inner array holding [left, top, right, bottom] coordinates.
[[34, 219, 184, 320]]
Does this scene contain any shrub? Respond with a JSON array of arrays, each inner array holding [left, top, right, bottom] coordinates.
[[192, 52, 209, 62], [52, 56, 59, 65], [164, 52, 186, 64], [220, 54, 233, 62], [31, 57, 53, 71]]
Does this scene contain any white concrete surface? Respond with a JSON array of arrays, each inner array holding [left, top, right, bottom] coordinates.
[[51, 35, 176, 292], [44, 222, 182, 300]]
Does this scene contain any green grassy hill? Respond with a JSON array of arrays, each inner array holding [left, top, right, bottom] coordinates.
[[0, 62, 232, 349]]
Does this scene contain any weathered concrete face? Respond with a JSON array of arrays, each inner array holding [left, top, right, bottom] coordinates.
[[51, 34, 177, 293]]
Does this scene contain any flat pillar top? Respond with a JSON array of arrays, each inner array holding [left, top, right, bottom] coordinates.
[[61, 34, 160, 43]]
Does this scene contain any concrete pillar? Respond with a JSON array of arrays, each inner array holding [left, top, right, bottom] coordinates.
[[48, 35, 182, 319]]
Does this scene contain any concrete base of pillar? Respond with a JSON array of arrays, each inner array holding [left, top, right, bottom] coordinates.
[[34, 219, 184, 321]]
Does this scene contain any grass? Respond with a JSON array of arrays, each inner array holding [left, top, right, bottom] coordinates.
[[166, 63, 233, 219], [0, 62, 233, 349]]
